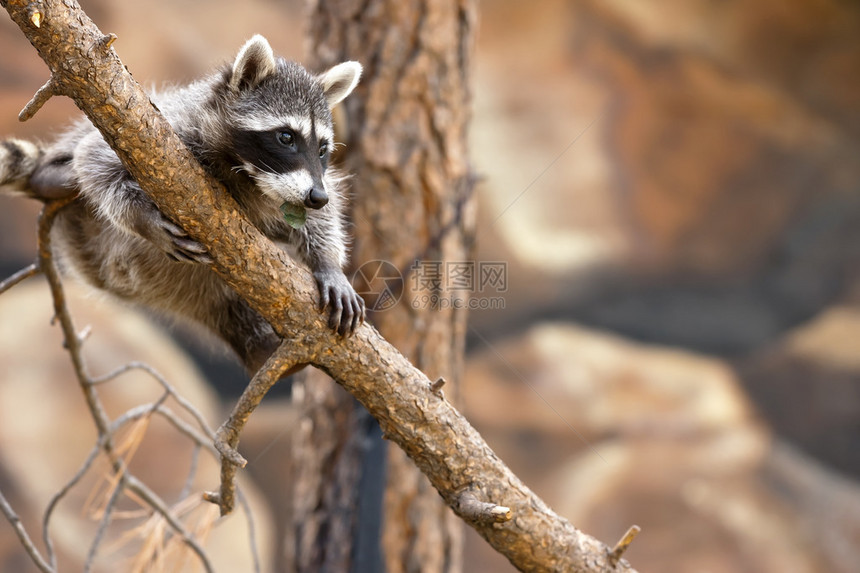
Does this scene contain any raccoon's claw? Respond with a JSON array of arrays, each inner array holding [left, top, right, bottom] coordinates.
[[157, 213, 213, 264], [314, 269, 366, 337], [131, 196, 213, 264]]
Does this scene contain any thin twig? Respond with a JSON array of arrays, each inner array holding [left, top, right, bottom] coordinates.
[[0, 261, 40, 295], [608, 525, 641, 567], [19, 76, 57, 122], [38, 197, 115, 444], [99, 32, 117, 50], [93, 361, 217, 439], [0, 488, 54, 573], [235, 488, 262, 573], [208, 339, 307, 515], [42, 441, 103, 570], [84, 473, 125, 573], [456, 490, 512, 524], [124, 475, 214, 573], [90, 357, 261, 568], [111, 403, 214, 455], [179, 444, 202, 502], [35, 198, 215, 572], [430, 376, 446, 397]]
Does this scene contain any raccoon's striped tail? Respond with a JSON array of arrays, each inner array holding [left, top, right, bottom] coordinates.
[[0, 138, 43, 197]]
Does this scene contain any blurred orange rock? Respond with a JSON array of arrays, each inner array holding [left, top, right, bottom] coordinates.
[[464, 322, 860, 573], [739, 305, 860, 477]]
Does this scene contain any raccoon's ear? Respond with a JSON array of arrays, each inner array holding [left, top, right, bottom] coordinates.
[[319, 61, 362, 107], [230, 35, 277, 92]]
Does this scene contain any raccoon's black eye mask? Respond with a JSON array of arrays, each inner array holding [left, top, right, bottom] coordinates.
[[275, 129, 328, 159], [231, 128, 310, 174]]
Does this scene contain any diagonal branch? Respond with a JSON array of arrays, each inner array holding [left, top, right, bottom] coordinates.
[[207, 339, 309, 516], [1, 0, 640, 570], [0, 489, 53, 573], [0, 261, 40, 295]]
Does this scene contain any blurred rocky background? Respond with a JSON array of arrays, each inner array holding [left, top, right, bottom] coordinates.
[[1, 0, 859, 571]]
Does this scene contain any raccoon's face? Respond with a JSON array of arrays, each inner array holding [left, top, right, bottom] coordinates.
[[232, 111, 334, 210], [224, 36, 361, 211]]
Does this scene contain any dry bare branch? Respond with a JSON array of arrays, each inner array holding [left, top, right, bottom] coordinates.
[[18, 76, 57, 121], [208, 339, 307, 515], [0, 194, 230, 570], [608, 525, 642, 567], [42, 441, 102, 569], [0, 261, 39, 294], [37, 195, 218, 572], [430, 376, 447, 397], [86, 473, 126, 570], [456, 491, 512, 524], [0, 214, 259, 572], [0, 489, 54, 573], [122, 476, 213, 573]]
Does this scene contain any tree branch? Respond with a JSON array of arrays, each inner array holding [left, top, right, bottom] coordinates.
[[1, 0, 640, 570], [0, 261, 39, 295], [18, 76, 57, 121], [32, 196, 218, 572], [0, 489, 53, 573], [2, 206, 261, 571], [207, 340, 309, 516]]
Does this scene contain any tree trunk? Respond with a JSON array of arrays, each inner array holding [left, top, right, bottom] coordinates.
[[296, 0, 478, 571]]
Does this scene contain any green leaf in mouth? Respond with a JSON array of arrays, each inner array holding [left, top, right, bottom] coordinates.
[[280, 202, 307, 229]]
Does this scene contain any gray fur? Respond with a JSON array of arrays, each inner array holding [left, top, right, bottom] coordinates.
[[0, 139, 44, 195], [0, 35, 365, 372]]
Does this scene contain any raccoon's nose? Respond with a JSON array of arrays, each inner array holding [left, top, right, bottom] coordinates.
[[304, 186, 329, 209]]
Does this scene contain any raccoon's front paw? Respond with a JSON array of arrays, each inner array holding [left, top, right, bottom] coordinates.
[[314, 268, 366, 336], [133, 200, 213, 264], [156, 213, 214, 264]]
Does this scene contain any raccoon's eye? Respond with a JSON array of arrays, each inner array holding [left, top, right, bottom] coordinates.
[[276, 130, 295, 148]]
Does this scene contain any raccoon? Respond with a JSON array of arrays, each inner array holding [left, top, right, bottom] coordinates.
[[0, 35, 365, 372]]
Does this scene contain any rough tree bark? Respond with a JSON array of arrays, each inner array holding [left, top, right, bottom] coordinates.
[[289, 1, 476, 571], [0, 0, 640, 571]]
